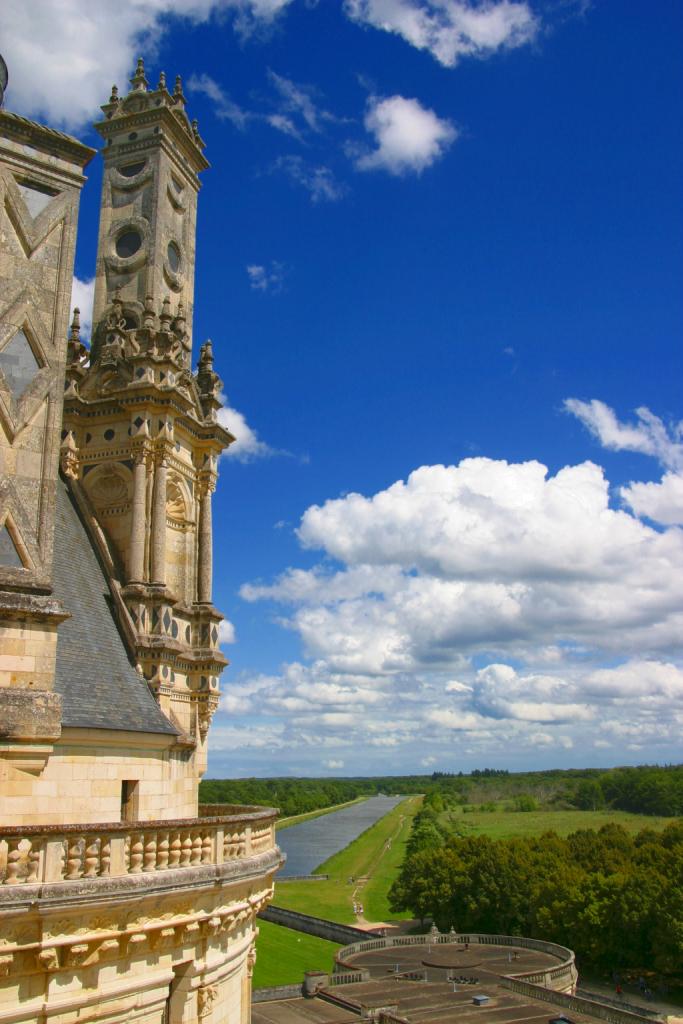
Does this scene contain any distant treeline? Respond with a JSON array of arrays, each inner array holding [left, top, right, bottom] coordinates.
[[200, 764, 683, 819], [389, 805, 683, 978]]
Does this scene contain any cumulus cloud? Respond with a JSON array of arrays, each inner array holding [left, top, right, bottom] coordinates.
[[621, 472, 683, 527], [70, 276, 95, 341], [218, 397, 273, 460], [0, 0, 294, 129], [356, 95, 456, 175], [323, 758, 345, 769], [246, 261, 287, 293], [236, 424, 683, 766], [344, 0, 538, 68]]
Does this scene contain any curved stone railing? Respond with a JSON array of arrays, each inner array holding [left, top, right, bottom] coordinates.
[[335, 931, 576, 993], [0, 806, 277, 889]]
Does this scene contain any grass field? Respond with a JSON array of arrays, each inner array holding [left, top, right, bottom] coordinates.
[[442, 808, 679, 840], [276, 796, 368, 832], [273, 795, 422, 924], [253, 920, 340, 989]]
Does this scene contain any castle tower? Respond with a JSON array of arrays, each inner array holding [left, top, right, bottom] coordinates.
[[62, 59, 233, 777]]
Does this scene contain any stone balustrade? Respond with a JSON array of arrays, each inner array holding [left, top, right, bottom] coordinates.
[[0, 807, 277, 889], [335, 931, 577, 993]]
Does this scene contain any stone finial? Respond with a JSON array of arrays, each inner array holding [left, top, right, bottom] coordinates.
[[160, 296, 172, 330], [60, 431, 79, 480], [130, 57, 148, 92], [173, 75, 186, 105], [157, 70, 167, 91], [69, 307, 81, 344], [143, 293, 157, 329], [109, 84, 119, 104], [199, 340, 214, 371]]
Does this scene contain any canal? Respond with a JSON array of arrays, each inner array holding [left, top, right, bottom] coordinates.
[[277, 794, 403, 877]]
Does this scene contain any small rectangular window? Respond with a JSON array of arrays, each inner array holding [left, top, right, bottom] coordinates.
[[121, 780, 139, 822]]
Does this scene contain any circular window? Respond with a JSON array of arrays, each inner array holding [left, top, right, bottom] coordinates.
[[118, 160, 146, 178], [167, 241, 181, 273], [115, 230, 142, 258]]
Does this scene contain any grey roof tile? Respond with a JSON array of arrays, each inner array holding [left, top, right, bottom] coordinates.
[[52, 478, 176, 736]]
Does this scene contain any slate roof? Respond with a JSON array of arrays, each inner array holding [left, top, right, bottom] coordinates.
[[52, 478, 177, 736]]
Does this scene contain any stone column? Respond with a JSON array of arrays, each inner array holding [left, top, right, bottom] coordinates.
[[128, 448, 148, 582], [197, 477, 214, 603], [151, 451, 168, 585]]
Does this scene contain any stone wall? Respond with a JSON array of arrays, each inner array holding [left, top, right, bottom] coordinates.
[[259, 906, 374, 945]]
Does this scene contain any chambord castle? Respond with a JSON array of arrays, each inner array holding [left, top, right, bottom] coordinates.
[[0, 58, 281, 1023]]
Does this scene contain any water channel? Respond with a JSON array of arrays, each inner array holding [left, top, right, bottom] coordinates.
[[276, 794, 403, 877]]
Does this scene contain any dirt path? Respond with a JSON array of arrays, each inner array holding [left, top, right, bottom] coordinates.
[[349, 813, 411, 932]]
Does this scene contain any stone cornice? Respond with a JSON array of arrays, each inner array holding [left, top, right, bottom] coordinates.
[[0, 110, 96, 169]]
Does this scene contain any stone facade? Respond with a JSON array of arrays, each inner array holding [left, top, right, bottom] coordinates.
[[0, 59, 281, 1023], [0, 109, 94, 777]]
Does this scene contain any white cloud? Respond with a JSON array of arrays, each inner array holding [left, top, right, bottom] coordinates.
[[218, 397, 273, 460], [621, 472, 683, 527], [583, 660, 683, 700], [356, 95, 456, 175], [565, 398, 683, 472], [473, 663, 593, 722], [70, 276, 95, 341], [344, 0, 537, 68], [236, 418, 683, 766], [275, 155, 348, 202], [187, 73, 250, 128], [323, 758, 345, 769], [246, 261, 287, 293], [218, 618, 237, 644], [267, 70, 335, 134], [421, 755, 437, 766], [0, 0, 294, 130]]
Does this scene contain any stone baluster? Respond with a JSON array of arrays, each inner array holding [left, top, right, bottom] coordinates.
[[27, 839, 41, 883], [83, 836, 101, 877], [197, 475, 214, 603], [151, 450, 168, 585], [169, 832, 182, 868], [201, 832, 212, 864], [143, 832, 157, 872], [65, 836, 85, 880], [191, 833, 202, 866], [157, 832, 170, 870], [180, 833, 192, 868], [128, 447, 148, 582], [129, 833, 144, 874], [4, 839, 24, 885], [100, 837, 112, 876]]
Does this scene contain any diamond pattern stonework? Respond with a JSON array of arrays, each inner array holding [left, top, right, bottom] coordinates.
[[0, 330, 39, 402]]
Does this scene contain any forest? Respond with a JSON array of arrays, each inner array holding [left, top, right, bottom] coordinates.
[[199, 763, 683, 818], [389, 794, 683, 981]]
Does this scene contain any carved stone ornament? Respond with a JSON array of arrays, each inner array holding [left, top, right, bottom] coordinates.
[[0, 955, 13, 977], [197, 983, 218, 1018], [37, 947, 60, 972], [90, 469, 128, 508]]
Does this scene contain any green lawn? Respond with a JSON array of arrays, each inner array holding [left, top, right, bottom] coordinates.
[[273, 795, 422, 924], [442, 808, 679, 840], [253, 920, 340, 989]]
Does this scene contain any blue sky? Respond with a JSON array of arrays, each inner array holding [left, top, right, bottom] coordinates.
[[4, 0, 682, 777]]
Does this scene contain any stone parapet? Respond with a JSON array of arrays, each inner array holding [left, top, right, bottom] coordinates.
[[0, 807, 278, 891]]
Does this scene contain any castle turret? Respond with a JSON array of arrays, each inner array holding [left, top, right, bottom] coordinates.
[[62, 59, 233, 776]]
